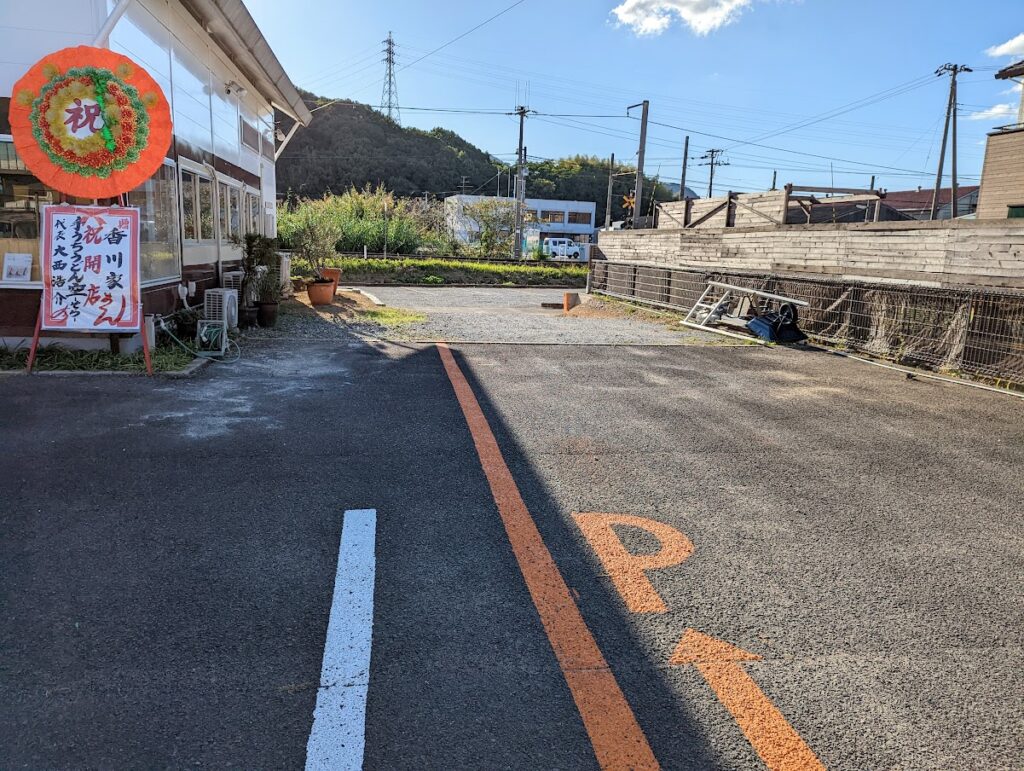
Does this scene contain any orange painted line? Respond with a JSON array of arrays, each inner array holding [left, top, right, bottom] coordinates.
[[573, 513, 694, 613], [671, 630, 825, 771], [437, 343, 659, 771]]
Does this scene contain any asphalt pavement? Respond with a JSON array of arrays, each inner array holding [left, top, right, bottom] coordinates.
[[1, 287, 1021, 769]]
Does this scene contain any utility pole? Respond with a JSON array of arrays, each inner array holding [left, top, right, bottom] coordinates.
[[380, 32, 401, 125], [513, 105, 528, 259], [679, 135, 690, 201], [605, 153, 615, 228], [629, 100, 649, 228], [930, 63, 971, 221], [698, 149, 729, 198], [459, 176, 471, 195], [770, 170, 777, 191]]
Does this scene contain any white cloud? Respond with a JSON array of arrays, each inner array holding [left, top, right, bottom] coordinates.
[[611, 0, 752, 36], [967, 103, 1017, 121], [986, 32, 1024, 58], [1002, 82, 1023, 96]]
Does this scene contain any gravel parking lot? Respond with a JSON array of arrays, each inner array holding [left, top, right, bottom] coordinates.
[[355, 286, 721, 344]]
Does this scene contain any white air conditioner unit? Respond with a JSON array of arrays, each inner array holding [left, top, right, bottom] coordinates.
[[203, 288, 239, 330], [222, 270, 243, 292]]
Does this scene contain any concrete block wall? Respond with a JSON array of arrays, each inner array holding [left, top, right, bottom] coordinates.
[[596, 220, 1024, 291]]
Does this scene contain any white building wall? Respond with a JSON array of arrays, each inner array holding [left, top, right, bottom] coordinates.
[[445, 194, 597, 244]]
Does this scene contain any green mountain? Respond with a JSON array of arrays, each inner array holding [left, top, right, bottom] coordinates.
[[277, 94, 675, 224], [277, 94, 499, 198]]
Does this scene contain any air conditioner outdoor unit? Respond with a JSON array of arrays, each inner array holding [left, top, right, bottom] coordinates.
[[203, 288, 239, 330], [222, 270, 243, 292]]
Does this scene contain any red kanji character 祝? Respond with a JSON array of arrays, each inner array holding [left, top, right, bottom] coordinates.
[[83, 224, 104, 244], [64, 99, 104, 137]]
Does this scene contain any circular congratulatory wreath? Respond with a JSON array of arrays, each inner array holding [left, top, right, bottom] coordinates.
[[8, 46, 172, 199]]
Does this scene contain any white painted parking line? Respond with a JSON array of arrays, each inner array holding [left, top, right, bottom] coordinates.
[[305, 509, 377, 771]]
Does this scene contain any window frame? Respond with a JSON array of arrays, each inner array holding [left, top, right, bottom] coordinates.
[[243, 187, 262, 236], [1008, 205, 1024, 219], [136, 158, 183, 287], [178, 161, 217, 244]]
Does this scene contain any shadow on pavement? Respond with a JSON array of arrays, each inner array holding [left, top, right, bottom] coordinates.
[[0, 322, 725, 768]]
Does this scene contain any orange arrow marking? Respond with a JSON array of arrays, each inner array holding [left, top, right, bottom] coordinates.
[[574, 513, 693, 613], [671, 630, 825, 771]]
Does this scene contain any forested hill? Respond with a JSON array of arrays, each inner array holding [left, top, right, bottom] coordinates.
[[276, 93, 675, 223], [276, 93, 499, 198]]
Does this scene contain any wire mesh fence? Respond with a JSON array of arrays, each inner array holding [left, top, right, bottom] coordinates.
[[590, 260, 1024, 385]]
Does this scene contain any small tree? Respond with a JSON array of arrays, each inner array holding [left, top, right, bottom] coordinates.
[[289, 197, 343, 279], [463, 198, 516, 257]]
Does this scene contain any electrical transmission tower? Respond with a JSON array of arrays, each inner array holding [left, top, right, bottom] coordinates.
[[380, 31, 401, 125], [698, 149, 729, 198]]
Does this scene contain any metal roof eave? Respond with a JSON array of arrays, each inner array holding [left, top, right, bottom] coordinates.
[[178, 0, 312, 126], [995, 60, 1024, 80]]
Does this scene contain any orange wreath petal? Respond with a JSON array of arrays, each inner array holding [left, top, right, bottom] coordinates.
[[7, 45, 172, 199]]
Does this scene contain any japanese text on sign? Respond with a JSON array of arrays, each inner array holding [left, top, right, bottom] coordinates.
[[41, 205, 140, 331]]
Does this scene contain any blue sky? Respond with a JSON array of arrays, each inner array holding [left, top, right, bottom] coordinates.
[[246, 0, 1023, 195]]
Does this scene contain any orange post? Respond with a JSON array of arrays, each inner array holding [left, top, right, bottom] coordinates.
[[139, 304, 153, 376]]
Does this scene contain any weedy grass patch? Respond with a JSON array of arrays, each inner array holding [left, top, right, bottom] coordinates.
[[355, 307, 427, 327], [0, 345, 195, 373]]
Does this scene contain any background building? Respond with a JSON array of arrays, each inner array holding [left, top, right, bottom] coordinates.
[[883, 186, 980, 220], [445, 194, 597, 247], [0, 0, 311, 340], [977, 60, 1024, 220]]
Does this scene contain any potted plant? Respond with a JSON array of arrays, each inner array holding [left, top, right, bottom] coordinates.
[[290, 198, 342, 306], [174, 306, 200, 340], [238, 233, 263, 328], [256, 271, 281, 327]]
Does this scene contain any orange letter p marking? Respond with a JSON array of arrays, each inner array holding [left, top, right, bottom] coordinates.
[[573, 513, 694, 613]]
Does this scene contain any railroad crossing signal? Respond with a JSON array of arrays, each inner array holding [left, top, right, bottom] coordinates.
[[622, 192, 636, 211]]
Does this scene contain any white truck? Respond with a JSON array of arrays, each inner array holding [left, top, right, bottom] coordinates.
[[543, 237, 586, 260]]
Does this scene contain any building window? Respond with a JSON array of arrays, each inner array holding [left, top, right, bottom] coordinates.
[[261, 130, 275, 160], [181, 170, 197, 240], [218, 182, 242, 241], [246, 192, 262, 235], [127, 162, 181, 283], [1009, 206, 1024, 219], [568, 211, 592, 225], [540, 210, 565, 223], [197, 176, 214, 240], [230, 187, 241, 237], [240, 118, 260, 152], [219, 182, 231, 240]]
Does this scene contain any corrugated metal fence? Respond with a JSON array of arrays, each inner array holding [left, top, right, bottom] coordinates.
[[590, 260, 1024, 385]]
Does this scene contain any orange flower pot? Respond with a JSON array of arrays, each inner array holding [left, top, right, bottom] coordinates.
[[320, 267, 342, 294], [307, 280, 335, 306]]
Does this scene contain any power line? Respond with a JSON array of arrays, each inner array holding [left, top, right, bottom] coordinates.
[[312, 0, 528, 113], [397, 0, 527, 76]]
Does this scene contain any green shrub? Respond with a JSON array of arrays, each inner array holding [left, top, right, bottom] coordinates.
[[289, 256, 587, 287]]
